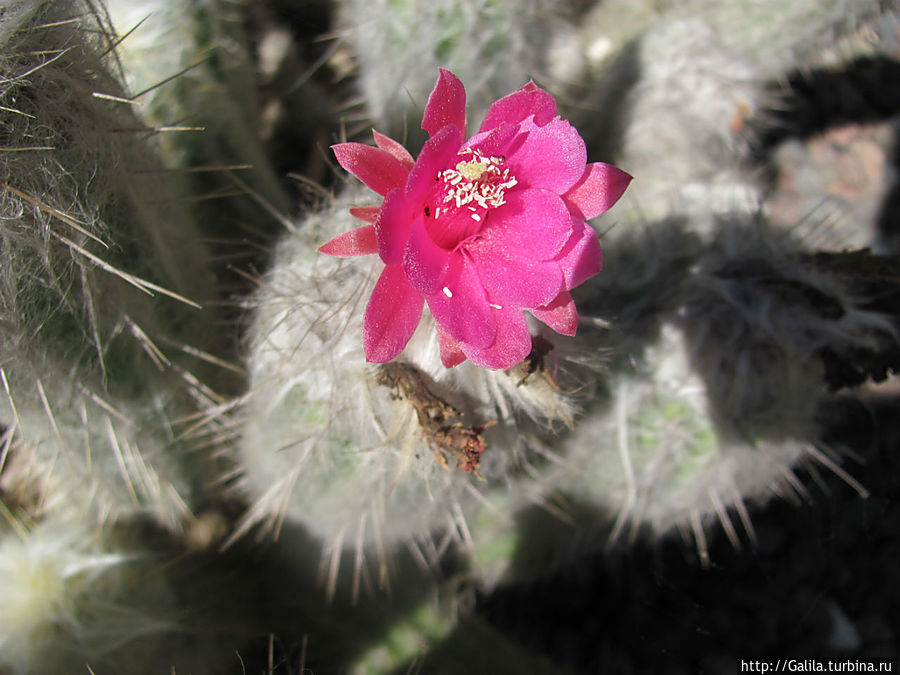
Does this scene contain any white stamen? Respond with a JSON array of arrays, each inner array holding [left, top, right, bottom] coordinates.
[[489, 303, 502, 309], [437, 149, 517, 213], [471, 213, 481, 221], [442, 286, 453, 298]]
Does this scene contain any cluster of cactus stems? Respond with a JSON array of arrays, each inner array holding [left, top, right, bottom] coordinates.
[[1, 0, 898, 672]]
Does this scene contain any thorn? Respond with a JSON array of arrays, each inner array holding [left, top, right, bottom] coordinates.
[[91, 92, 135, 104], [100, 13, 152, 58], [0, 181, 108, 247], [129, 59, 207, 100], [108, 125, 205, 133], [51, 231, 202, 308], [0, 105, 35, 118], [20, 16, 81, 31], [710, 490, 741, 550], [690, 510, 710, 568], [131, 164, 253, 175], [807, 444, 869, 499], [226, 172, 297, 234]]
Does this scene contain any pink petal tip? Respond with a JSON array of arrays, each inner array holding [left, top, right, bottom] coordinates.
[[318, 225, 378, 257]]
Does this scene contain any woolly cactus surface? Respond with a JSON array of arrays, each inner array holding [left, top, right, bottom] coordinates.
[[0, 0, 224, 529], [238, 185, 583, 555], [339, 0, 565, 138]]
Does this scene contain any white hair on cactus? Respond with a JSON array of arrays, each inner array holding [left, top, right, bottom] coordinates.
[[0, 516, 257, 675], [0, 0, 226, 529], [551, 323, 812, 558], [612, 17, 765, 225], [0, 0, 39, 42], [0, 521, 141, 674], [338, 0, 566, 137], [577, 0, 897, 238], [0, 377, 195, 529], [468, 213, 892, 580], [681, 0, 899, 76], [679, 217, 899, 439]]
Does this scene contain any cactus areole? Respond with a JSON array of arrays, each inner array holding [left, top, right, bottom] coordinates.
[[320, 69, 631, 369]]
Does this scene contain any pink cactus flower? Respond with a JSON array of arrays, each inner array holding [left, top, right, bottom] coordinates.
[[319, 69, 632, 370]]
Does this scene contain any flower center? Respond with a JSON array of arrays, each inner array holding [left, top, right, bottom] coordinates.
[[439, 150, 516, 211], [426, 149, 517, 249]]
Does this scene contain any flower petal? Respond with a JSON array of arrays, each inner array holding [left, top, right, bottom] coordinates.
[[404, 123, 462, 204], [373, 130, 415, 170], [349, 205, 380, 223], [553, 220, 603, 289], [376, 126, 462, 266], [475, 188, 573, 261], [478, 81, 557, 133], [376, 188, 416, 265], [403, 215, 452, 294], [461, 306, 531, 370], [530, 291, 578, 336], [426, 253, 495, 349], [463, 121, 518, 157], [318, 225, 377, 257], [467, 244, 563, 308], [437, 326, 466, 368], [422, 68, 467, 138], [563, 162, 633, 220], [363, 264, 424, 363], [333, 143, 410, 196], [505, 116, 586, 194]]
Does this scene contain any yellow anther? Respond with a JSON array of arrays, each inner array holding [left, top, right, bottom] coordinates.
[[457, 160, 489, 181]]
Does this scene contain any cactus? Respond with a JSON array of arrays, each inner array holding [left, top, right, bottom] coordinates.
[[0, 0, 227, 529], [0, 513, 282, 675], [336, 0, 570, 139], [1, 0, 899, 672], [235, 0, 900, 593], [0, 519, 145, 674], [574, 0, 897, 240], [237, 184, 586, 554], [103, 0, 296, 229]]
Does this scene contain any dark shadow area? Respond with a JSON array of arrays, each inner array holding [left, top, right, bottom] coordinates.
[[244, 0, 346, 191], [570, 38, 643, 165], [801, 250, 900, 388], [225, 524, 462, 675], [753, 56, 900, 154], [172, 518, 466, 675], [877, 126, 900, 252], [576, 216, 703, 370], [748, 56, 900, 252], [470, 395, 899, 675]]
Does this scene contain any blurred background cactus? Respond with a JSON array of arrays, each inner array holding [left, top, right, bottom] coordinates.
[[1, 0, 899, 672]]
